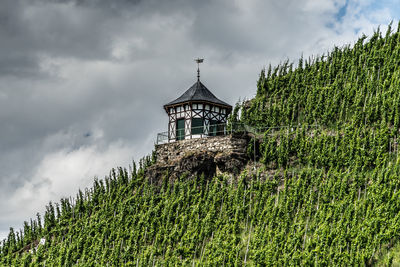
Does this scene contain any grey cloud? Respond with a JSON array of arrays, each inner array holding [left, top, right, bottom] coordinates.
[[0, 0, 196, 78], [0, 0, 131, 78], [42, 0, 142, 7]]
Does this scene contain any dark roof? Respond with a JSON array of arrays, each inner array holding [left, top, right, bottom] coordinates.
[[164, 80, 231, 108]]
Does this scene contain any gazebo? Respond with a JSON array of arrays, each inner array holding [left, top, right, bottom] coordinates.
[[163, 59, 232, 142]]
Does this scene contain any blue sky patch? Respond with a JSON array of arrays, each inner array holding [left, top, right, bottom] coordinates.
[[335, 0, 349, 22]]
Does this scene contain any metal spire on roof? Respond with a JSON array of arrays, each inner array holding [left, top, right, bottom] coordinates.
[[195, 58, 204, 81]]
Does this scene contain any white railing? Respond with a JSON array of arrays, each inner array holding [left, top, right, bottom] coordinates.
[[155, 123, 320, 145]]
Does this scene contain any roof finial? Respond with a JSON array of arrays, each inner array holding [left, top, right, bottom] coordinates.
[[195, 58, 204, 81]]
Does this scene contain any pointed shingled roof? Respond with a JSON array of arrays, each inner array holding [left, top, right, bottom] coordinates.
[[164, 80, 231, 110]]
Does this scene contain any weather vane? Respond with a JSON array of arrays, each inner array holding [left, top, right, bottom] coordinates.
[[195, 58, 204, 80]]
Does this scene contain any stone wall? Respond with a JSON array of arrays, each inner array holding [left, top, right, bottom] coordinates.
[[155, 133, 248, 165], [146, 133, 250, 182]]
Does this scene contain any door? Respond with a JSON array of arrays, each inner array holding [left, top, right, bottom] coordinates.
[[176, 119, 185, 140]]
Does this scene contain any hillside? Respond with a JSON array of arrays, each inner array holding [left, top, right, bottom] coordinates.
[[2, 22, 400, 265]]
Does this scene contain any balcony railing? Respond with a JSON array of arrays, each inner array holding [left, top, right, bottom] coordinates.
[[156, 123, 320, 145], [156, 123, 241, 145]]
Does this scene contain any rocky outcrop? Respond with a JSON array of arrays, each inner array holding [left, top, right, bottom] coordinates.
[[145, 133, 250, 183], [214, 151, 248, 174]]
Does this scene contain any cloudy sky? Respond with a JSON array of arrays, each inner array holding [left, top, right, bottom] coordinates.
[[0, 0, 399, 240]]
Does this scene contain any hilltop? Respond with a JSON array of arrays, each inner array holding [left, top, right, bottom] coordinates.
[[2, 22, 400, 265]]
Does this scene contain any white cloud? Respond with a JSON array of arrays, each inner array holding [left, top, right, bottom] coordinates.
[[0, 136, 139, 241]]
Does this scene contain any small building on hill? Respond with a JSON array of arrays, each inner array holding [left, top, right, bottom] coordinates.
[[162, 59, 232, 142], [149, 59, 249, 181]]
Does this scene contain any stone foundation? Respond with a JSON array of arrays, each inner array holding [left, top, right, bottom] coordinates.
[[146, 133, 250, 182]]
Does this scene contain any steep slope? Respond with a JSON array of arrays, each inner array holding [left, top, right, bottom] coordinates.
[[2, 22, 400, 266], [3, 162, 400, 266], [242, 22, 400, 130]]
